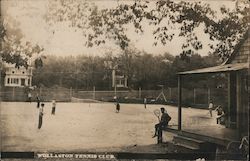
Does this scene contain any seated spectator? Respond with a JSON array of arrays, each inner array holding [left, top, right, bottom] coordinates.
[[215, 106, 225, 124], [152, 107, 171, 138]]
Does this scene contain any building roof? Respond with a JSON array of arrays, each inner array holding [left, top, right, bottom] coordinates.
[[222, 29, 250, 65], [178, 63, 248, 75], [178, 29, 249, 75]]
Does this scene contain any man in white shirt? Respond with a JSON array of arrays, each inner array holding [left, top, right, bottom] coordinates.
[[144, 98, 147, 109], [51, 100, 56, 115]]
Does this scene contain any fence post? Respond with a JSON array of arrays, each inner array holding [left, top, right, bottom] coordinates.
[[208, 88, 211, 104], [93, 86, 95, 100], [114, 84, 117, 97], [169, 87, 172, 101], [12, 87, 15, 101], [193, 88, 196, 104], [70, 87, 72, 98], [139, 87, 141, 99], [39, 87, 42, 95]]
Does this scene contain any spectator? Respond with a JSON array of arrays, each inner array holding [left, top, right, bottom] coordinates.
[[152, 107, 171, 138], [215, 106, 226, 124], [208, 99, 214, 117]]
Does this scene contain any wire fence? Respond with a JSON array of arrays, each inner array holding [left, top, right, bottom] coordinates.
[[0, 86, 227, 109]]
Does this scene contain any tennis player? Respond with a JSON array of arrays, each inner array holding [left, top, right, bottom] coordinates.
[[36, 94, 40, 108], [38, 103, 44, 129], [51, 100, 56, 115], [116, 102, 120, 113], [144, 98, 147, 109]]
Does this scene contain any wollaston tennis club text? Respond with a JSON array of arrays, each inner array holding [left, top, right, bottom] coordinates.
[[37, 153, 116, 159]]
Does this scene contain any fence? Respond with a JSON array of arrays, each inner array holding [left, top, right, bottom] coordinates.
[[0, 86, 228, 109]]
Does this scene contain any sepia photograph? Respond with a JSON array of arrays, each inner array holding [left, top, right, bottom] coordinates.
[[0, 0, 249, 160]]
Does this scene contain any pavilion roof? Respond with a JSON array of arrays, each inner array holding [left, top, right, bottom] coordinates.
[[178, 63, 248, 75]]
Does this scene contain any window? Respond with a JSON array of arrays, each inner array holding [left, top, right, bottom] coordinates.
[[7, 78, 10, 84], [10, 78, 19, 84], [12, 71, 15, 74], [21, 79, 25, 86], [121, 79, 125, 85]]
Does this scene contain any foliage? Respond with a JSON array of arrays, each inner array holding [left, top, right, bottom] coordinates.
[[2, 0, 249, 68], [32, 49, 220, 90], [0, 17, 44, 68], [46, 0, 249, 60]]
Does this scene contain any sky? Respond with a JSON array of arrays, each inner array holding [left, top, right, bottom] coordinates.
[[1, 0, 237, 57]]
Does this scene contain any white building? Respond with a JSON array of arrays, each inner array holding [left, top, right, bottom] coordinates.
[[4, 64, 32, 87], [104, 60, 128, 88], [112, 69, 128, 88]]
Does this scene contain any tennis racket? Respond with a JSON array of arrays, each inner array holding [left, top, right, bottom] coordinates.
[[153, 109, 161, 122]]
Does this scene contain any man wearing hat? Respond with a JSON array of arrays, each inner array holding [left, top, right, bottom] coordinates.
[[152, 107, 171, 138]]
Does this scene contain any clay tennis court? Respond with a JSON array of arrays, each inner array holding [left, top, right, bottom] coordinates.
[[0, 102, 218, 152]]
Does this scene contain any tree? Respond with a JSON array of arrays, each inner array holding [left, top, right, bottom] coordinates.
[[1, 15, 44, 68], [117, 46, 139, 88], [32, 55, 108, 90], [2, 0, 249, 68], [32, 50, 220, 90], [46, 0, 249, 60]]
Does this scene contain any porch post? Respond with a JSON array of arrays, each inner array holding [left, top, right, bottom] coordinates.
[[178, 75, 182, 131], [236, 73, 242, 136], [227, 72, 237, 128], [227, 72, 231, 128]]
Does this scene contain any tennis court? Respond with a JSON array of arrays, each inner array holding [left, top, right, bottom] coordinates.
[[1, 102, 218, 152]]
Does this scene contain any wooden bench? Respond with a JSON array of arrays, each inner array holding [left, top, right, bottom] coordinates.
[[157, 125, 178, 144]]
